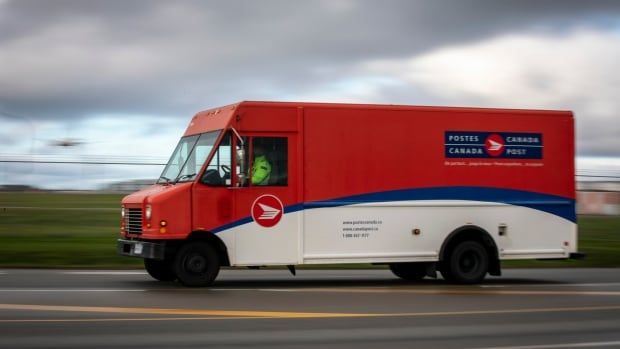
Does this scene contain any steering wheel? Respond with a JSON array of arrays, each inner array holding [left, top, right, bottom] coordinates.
[[221, 165, 231, 174]]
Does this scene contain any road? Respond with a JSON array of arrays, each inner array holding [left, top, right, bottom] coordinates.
[[1, 268, 620, 348]]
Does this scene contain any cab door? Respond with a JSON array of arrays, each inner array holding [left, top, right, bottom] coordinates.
[[192, 132, 235, 238], [232, 133, 300, 265]]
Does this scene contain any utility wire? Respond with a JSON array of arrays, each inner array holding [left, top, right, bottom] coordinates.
[[0, 160, 165, 165], [1, 154, 620, 177]]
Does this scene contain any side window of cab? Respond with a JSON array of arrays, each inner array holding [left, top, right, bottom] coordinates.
[[200, 132, 232, 186], [250, 137, 287, 186]]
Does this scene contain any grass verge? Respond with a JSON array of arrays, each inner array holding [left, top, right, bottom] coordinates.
[[1, 192, 619, 268]]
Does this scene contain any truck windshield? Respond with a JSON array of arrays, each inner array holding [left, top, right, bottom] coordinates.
[[158, 130, 221, 184]]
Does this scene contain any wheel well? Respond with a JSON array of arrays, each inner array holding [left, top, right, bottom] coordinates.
[[439, 225, 501, 276], [186, 231, 231, 267]]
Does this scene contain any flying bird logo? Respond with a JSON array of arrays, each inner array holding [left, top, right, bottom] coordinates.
[[257, 203, 281, 220], [484, 134, 505, 157], [487, 139, 503, 151], [251, 194, 284, 228]]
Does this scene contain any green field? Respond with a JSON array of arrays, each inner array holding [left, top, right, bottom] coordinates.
[[0, 192, 140, 268], [1, 192, 619, 268]]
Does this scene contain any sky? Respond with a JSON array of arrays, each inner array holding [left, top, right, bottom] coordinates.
[[1, 0, 620, 189]]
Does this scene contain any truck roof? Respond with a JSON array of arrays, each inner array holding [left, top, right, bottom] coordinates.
[[234, 101, 572, 116], [185, 101, 572, 136]]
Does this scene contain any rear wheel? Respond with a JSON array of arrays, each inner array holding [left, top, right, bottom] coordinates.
[[389, 263, 427, 281], [441, 240, 489, 284], [174, 242, 220, 287], [144, 258, 176, 282]]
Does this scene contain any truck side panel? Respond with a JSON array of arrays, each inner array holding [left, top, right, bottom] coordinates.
[[302, 106, 574, 201], [301, 106, 575, 263]]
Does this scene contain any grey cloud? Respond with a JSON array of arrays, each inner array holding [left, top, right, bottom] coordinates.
[[0, 0, 619, 169], [1, 0, 620, 121]]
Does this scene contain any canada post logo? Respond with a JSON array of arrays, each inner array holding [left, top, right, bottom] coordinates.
[[445, 131, 543, 159], [251, 194, 284, 228]]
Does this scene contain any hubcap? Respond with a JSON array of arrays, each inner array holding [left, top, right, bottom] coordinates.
[[185, 254, 207, 274], [459, 251, 480, 274]]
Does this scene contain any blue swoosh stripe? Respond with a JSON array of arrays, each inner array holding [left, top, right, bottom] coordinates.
[[212, 186, 575, 233]]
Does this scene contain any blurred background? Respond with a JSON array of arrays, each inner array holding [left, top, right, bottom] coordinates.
[[1, 0, 619, 268]]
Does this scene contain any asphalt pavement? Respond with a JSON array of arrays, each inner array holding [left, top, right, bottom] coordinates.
[[1, 268, 620, 349]]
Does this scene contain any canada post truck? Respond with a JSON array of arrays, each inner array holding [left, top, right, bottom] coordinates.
[[118, 101, 580, 286]]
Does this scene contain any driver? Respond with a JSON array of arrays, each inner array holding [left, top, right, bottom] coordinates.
[[251, 145, 271, 185]]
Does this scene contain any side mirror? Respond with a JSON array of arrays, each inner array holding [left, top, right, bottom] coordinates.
[[236, 148, 247, 185], [230, 127, 247, 186]]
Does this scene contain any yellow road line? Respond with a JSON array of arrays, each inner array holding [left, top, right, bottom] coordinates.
[[380, 305, 620, 318], [0, 304, 370, 318], [1, 304, 620, 322], [0, 316, 262, 323], [264, 287, 620, 296]]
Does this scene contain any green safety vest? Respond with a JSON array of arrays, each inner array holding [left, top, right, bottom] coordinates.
[[251, 155, 271, 185]]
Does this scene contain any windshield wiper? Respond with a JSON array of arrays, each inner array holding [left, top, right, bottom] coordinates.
[[159, 176, 171, 184], [174, 173, 196, 183]]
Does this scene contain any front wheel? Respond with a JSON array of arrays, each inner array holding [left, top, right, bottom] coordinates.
[[144, 258, 176, 282], [174, 242, 220, 287], [441, 240, 489, 284]]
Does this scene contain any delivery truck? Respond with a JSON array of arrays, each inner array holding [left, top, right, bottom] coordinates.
[[117, 101, 580, 286]]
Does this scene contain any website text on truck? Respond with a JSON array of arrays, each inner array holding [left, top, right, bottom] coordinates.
[[118, 101, 582, 286]]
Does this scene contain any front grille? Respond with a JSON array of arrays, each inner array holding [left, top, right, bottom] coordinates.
[[125, 208, 143, 234]]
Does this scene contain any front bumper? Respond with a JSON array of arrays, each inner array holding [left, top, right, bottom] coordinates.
[[117, 239, 165, 260]]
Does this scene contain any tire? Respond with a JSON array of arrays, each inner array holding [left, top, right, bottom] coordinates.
[[389, 263, 427, 281], [144, 258, 176, 282], [174, 242, 220, 287], [441, 240, 489, 284]]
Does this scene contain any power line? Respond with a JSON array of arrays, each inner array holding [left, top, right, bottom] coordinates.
[[577, 175, 620, 179], [0, 153, 167, 165], [1, 154, 619, 178], [1, 161, 619, 178], [0, 160, 165, 166]]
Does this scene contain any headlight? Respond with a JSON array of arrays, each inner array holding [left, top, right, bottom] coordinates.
[[145, 204, 152, 221], [121, 206, 125, 219]]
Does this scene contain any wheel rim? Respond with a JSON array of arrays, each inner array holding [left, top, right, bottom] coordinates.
[[459, 250, 480, 275], [184, 253, 207, 275]]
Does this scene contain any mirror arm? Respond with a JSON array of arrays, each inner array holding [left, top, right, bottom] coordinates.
[[231, 127, 244, 146]]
